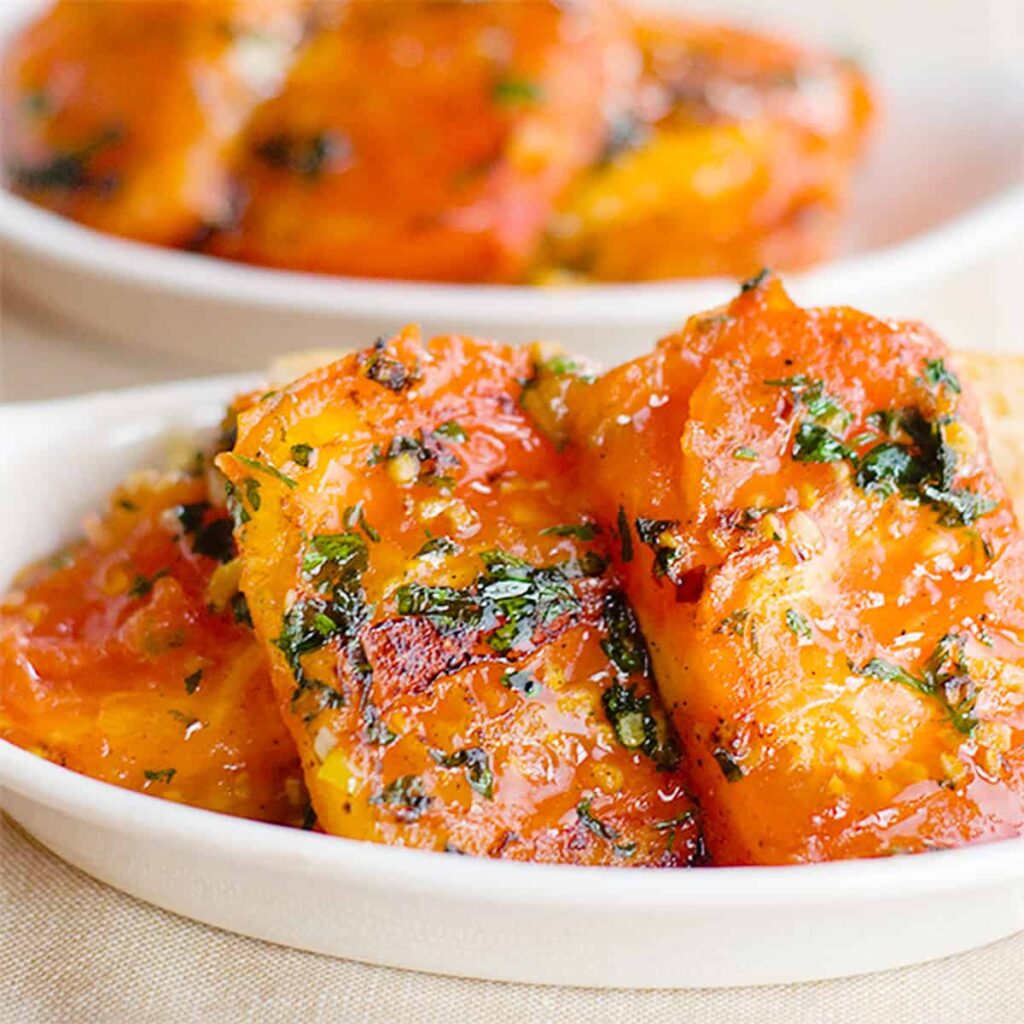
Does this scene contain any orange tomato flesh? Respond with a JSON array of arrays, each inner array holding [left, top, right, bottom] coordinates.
[[0, 473, 307, 826], [1, 0, 309, 246], [538, 14, 874, 281], [565, 275, 1024, 864], [209, 0, 633, 282], [218, 330, 699, 864], [7, 277, 1024, 869]]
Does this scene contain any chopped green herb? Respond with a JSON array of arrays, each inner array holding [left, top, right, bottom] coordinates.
[[343, 503, 380, 543], [653, 811, 695, 831], [635, 516, 682, 578], [601, 590, 650, 677], [254, 131, 346, 178], [244, 477, 261, 512], [167, 709, 199, 729], [184, 669, 203, 695], [431, 746, 494, 800], [733, 447, 759, 461], [433, 420, 467, 442], [740, 268, 771, 293], [231, 592, 253, 627], [602, 681, 677, 767], [539, 522, 599, 540], [575, 798, 636, 858], [373, 775, 429, 823], [144, 768, 176, 784], [716, 609, 751, 636], [225, 482, 250, 527], [128, 568, 169, 599], [493, 76, 543, 107], [922, 358, 961, 394], [791, 422, 854, 463], [415, 535, 460, 559], [363, 703, 397, 746], [302, 532, 368, 583], [290, 443, 314, 467], [856, 634, 978, 734], [713, 749, 744, 782], [617, 506, 634, 562], [10, 125, 121, 194], [785, 608, 813, 640], [766, 374, 850, 429], [359, 343, 417, 392], [117, 499, 138, 512], [235, 455, 297, 489], [854, 407, 996, 526], [279, 530, 371, 687], [501, 669, 543, 698], [395, 549, 583, 655]]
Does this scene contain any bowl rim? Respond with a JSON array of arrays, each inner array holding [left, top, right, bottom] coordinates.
[[4, 183, 1024, 326], [5, 736, 1024, 907], [2, 0, 1023, 323], [4, 372, 1024, 906]]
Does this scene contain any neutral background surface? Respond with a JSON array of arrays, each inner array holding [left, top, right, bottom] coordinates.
[[2, 814, 1024, 1024], [4, 283, 1024, 1022]]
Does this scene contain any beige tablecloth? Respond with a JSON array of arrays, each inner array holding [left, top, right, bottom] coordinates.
[[3, 285, 1024, 1022]]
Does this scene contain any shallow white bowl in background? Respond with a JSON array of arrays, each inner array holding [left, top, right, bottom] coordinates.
[[0, 0, 1022, 370], [3, 378, 1024, 989]]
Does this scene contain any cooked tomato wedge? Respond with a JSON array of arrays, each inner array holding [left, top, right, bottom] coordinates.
[[0, 473, 307, 825], [566, 275, 1024, 863], [219, 330, 699, 864]]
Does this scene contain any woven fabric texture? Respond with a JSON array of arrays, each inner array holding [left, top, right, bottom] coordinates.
[[2, 818, 1023, 1024]]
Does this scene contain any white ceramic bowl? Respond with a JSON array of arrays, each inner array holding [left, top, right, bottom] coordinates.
[[4, 377, 1024, 989], [1, 0, 1022, 370]]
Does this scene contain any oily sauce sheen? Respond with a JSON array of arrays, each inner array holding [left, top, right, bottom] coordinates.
[[565, 275, 1024, 864], [5, 278, 1024, 867], [0, 474, 307, 824], [2, 0, 872, 283], [217, 332, 699, 865]]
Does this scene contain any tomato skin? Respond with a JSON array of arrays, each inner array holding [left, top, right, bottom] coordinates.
[[566, 276, 1024, 864], [219, 330, 700, 865], [0, 474, 307, 826]]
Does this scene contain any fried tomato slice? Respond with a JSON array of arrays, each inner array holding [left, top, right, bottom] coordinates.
[[207, 0, 636, 282], [218, 331, 699, 864], [535, 15, 873, 281], [565, 274, 1024, 864], [0, 472, 307, 826], [1, 0, 309, 246]]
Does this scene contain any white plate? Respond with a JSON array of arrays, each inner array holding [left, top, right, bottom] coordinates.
[[3, 377, 1024, 989], [1, 0, 1022, 369]]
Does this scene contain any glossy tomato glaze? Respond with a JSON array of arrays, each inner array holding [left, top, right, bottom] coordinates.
[[1, 0, 308, 246], [3, 1, 873, 284], [538, 15, 873, 282], [566, 275, 1024, 864], [0, 473, 307, 825], [219, 329, 700, 865], [208, 0, 634, 283]]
